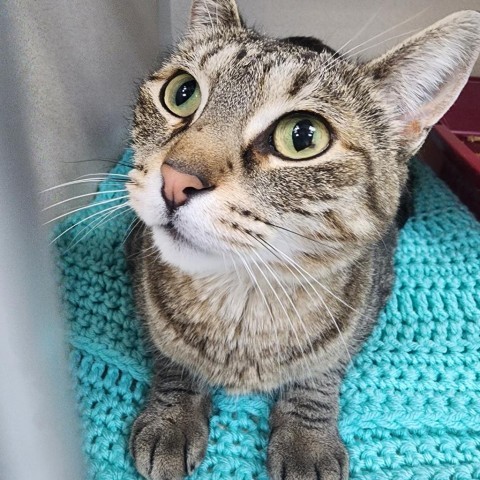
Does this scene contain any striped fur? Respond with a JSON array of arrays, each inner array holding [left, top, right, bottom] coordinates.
[[126, 2, 480, 478]]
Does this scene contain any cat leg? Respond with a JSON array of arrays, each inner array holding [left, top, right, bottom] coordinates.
[[130, 356, 211, 480], [268, 369, 348, 480]]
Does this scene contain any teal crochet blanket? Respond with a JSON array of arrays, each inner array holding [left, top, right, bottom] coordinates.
[[57, 150, 480, 480]]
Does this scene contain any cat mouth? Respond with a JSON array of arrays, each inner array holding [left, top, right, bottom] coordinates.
[[162, 221, 198, 249]]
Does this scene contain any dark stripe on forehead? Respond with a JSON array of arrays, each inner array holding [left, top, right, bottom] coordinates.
[[282, 36, 338, 57], [262, 60, 274, 75], [236, 48, 247, 62], [148, 71, 164, 82], [197, 38, 234, 68], [198, 45, 221, 68], [289, 69, 310, 96]]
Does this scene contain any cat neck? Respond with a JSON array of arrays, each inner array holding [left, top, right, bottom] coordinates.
[[148, 230, 366, 298]]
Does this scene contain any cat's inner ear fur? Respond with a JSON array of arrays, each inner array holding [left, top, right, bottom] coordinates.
[[189, 0, 243, 32], [367, 10, 480, 153]]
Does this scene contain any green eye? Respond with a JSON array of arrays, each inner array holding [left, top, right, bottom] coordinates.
[[162, 72, 201, 117], [273, 113, 330, 160]]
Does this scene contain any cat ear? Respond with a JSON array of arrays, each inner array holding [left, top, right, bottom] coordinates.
[[188, 0, 243, 32], [366, 11, 480, 152]]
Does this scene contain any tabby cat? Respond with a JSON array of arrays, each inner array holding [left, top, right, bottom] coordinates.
[[125, 1, 480, 478]]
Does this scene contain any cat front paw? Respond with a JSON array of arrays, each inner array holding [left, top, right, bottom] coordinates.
[[130, 400, 209, 480], [268, 421, 348, 480]]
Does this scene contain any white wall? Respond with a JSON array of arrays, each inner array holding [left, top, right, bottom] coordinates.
[[171, 0, 480, 75]]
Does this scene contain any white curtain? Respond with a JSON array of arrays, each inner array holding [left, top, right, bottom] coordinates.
[[0, 2, 170, 479]]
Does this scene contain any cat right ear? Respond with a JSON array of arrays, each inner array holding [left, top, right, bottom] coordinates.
[[188, 0, 243, 32], [366, 11, 480, 155]]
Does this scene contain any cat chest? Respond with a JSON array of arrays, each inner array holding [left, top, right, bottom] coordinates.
[[145, 280, 353, 391]]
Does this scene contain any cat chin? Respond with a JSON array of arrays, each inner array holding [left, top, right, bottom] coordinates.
[[152, 226, 232, 276]]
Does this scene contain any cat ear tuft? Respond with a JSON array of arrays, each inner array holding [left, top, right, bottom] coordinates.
[[189, 0, 243, 32], [367, 11, 480, 150]]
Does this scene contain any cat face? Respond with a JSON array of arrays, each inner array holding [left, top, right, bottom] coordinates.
[[127, 0, 480, 274]]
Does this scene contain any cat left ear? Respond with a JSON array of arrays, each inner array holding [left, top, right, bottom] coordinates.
[[366, 11, 480, 153], [188, 0, 243, 32]]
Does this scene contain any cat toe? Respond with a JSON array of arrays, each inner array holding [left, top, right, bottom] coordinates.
[[130, 406, 209, 480], [268, 423, 348, 480]]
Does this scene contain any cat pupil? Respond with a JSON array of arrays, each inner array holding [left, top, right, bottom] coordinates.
[[175, 80, 196, 106], [292, 119, 315, 151]]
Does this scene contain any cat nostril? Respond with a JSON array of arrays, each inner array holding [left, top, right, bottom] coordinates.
[[183, 186, 201, 196], [183, 185, 214, 197]]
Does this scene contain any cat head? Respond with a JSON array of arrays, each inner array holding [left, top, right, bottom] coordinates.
[[128, 0, 480, 275]]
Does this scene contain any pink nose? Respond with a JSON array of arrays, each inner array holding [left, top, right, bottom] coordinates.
[[161, 163, 209, 209]]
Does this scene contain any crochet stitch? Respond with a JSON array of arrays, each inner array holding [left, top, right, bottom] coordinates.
[[56, 150, 480, 479]]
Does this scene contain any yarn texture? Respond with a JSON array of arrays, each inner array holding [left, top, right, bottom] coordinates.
[[56, 150, 480, 479]]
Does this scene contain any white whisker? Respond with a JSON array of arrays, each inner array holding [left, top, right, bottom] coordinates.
[[232, 246, 283, 370], [249, 247, 314, 352], [49, 202, 130, 245], [255, 236, 353, 364], [122, 217, 141, 246], [324, 5, 385, 70], [78, 172, 131, 179], [243, 250, 305, 362], [323, 6, 429, 72], [324, 27, 420, 77], [63, 203, 131, 253], [43, 195, 129, 225], [263, 239, 364, 319], [347, 28, 421, 59], [42, 189, 128, 211], [41, 178, 128, 193], [228, 252, 243, 284]]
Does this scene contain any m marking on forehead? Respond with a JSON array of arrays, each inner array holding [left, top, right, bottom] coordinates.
[[199, 43, 244, 71], [289, 70, 310, 96], [236, 48, 247, 62]]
